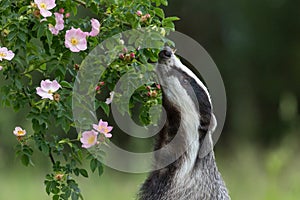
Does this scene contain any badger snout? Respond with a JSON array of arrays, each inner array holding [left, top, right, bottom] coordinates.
[[158, 47, 173, 63]]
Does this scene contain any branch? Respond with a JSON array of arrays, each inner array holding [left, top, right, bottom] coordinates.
[[49, 151, 55, 165]]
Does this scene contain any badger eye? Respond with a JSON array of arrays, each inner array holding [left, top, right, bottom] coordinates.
[[182, 78, 189, 85]]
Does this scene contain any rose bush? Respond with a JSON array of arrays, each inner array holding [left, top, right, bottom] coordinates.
[[0, 0, 178, 199]]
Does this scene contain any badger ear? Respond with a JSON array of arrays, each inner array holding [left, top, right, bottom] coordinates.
[[199, 113, 217, 158]]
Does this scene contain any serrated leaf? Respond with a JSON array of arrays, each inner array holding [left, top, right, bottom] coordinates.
[[7, 31, 17, 41], [18, 31, 26, 42]]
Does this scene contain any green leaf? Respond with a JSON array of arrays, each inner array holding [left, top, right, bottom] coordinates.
[[41, 142, 50, 155], [18, 31, 26, 42], [18, 6, 29, 14], [79, 169, 88, 178], [161, 0, 168, 6], [90, 159, 97, 173], [154, 8, 165, 19], [98, 101, 110, 116], [37, 25, 44, 38], [46, 29, 53, 46], [163, 16, 180, 22], [40, 63, 47, 71], [53, 195, 59, 200], [98, 165, 104, 176], [60, 81, 73, 89], [155, 0, 161, 6], [71, 192, 79, 200], [21, 154, 30, 166], [7, 31, 17, 41]]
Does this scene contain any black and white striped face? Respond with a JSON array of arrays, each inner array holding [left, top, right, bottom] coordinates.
[[156, 47, 214, 133]]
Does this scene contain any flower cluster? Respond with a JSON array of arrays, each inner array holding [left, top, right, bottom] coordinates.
[[95, 81, 105, 94], [146, 84, 161, 97], [80, 119, 113, 149], [34, 0, 101, 53], [136, 10, 151, 22]]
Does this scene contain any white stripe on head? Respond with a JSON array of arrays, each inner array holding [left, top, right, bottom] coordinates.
[[171, 54, 212, 105]]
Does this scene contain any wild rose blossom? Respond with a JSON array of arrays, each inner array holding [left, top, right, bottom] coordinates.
[[105, 91, 115, 105], [34, 0, 56, 17], [93, 119, 113, 138], [0, 47, 15, 61], [49, 12, 64, 35], [36, 79, 61, 100], [89, 18, 100, 37], [136, 10, 142, 16], [80, 130, 99, 149], [65, 27, 88, 52], [13, 127, 27, 137]]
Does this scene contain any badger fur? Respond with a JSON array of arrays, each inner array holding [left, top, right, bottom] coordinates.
[[138, 47, 230, 200]]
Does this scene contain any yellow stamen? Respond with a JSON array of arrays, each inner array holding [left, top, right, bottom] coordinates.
[[88, 135, 96, 144], [0, 52, 7, 58], [71, 38, 78, 45], [40, 3, 47, 9], [17, 130, 24, 136], [103, 127, 108, 133], [48, 90, 53, 94]]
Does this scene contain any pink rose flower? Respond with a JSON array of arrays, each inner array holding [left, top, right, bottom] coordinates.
[[65, 27, 88, 52], [89, 18, 100, 37], [13, 127, 27, 137], [34, 0, 56, 18], [49, 12, 64, 35], [80, 130, 99, 149], [93, 119, 113, 138], [0, 47, 15, 61], [36, 79, 61, 100]]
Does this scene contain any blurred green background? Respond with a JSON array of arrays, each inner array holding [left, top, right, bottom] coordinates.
[[1, 0, 300, 199]]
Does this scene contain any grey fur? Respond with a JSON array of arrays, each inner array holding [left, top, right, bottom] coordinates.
[[137, 47, 230, 200]]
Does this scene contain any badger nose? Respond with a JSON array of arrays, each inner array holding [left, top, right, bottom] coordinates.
[[158, 47, 172, 60]]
